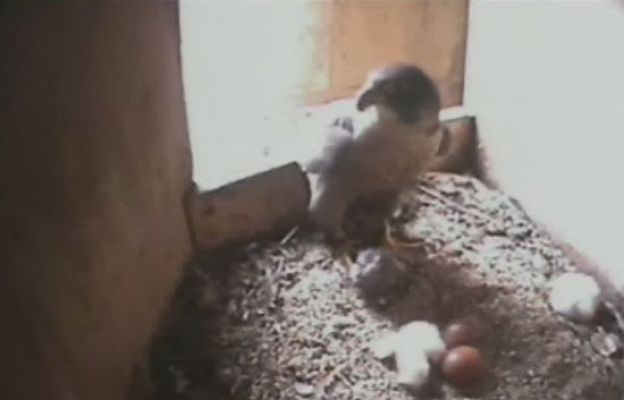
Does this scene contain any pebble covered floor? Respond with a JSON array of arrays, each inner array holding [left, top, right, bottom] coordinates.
[[150, 173, 624, 400]]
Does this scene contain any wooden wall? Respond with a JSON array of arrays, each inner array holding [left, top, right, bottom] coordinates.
[[0, 3, 193, 399], [304, 0, 469, 107]]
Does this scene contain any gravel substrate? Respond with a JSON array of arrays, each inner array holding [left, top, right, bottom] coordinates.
[[149, 173, 624, 400]]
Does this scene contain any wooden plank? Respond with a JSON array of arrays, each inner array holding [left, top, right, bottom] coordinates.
[[304, 0, 469, 107], [188, 162, 310, 253], [429, 114, 478, 175]]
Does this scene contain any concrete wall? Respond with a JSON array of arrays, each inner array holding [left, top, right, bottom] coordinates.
[[0, 3, 193, 399], [465, 1, 624, 290]]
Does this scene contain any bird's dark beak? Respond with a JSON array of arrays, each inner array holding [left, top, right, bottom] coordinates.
[[356, 84, 382, 111]]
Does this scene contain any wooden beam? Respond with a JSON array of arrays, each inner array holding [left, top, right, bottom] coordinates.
[[188, 162, 310, 253], [429, 113, 478, 175]]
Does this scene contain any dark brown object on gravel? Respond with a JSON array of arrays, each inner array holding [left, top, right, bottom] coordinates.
[[442, 345, 487, 388], [443, 322, 478, 349]]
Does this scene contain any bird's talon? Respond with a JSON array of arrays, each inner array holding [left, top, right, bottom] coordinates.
[[331, 116, 354, 133], [383, 220, 399, 250], [331, 234, 360, 265]]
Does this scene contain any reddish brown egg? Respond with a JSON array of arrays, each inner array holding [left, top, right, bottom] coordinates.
[[443, 322, 477, 348], [441, 345, 487, 388]]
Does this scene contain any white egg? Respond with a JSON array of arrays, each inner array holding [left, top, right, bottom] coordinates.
[[549, 272, 601, 323]]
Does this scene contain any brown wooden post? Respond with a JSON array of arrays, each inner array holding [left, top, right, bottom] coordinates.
[[0, 3, 193, 399]]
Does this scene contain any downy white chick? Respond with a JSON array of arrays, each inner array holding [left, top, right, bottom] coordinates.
[[304, 64, 448, 241], [548, 272, 602, 323], [370, 321, 446, 391]]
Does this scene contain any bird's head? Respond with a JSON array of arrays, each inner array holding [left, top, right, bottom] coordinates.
[[356, 64, 441, 125]]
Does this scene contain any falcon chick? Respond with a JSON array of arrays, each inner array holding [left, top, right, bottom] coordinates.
[[304, 64, 447, 241]]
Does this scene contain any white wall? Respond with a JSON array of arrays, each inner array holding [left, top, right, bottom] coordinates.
[[180, 0, 316, 190], [465, 0, 624, 288]]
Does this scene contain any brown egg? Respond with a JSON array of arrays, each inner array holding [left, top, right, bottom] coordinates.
[[441, 346, 487, 388], [443, 322, 477, 348]]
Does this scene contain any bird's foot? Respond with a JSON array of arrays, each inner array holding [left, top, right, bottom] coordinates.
[[382, 220, 402, 251], [317, 227, 360, 266], [331, 116, 354, 133], [330, 233, 359, 263]]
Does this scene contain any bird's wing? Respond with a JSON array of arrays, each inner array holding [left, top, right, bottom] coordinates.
[[303, 116, 355, 174]]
